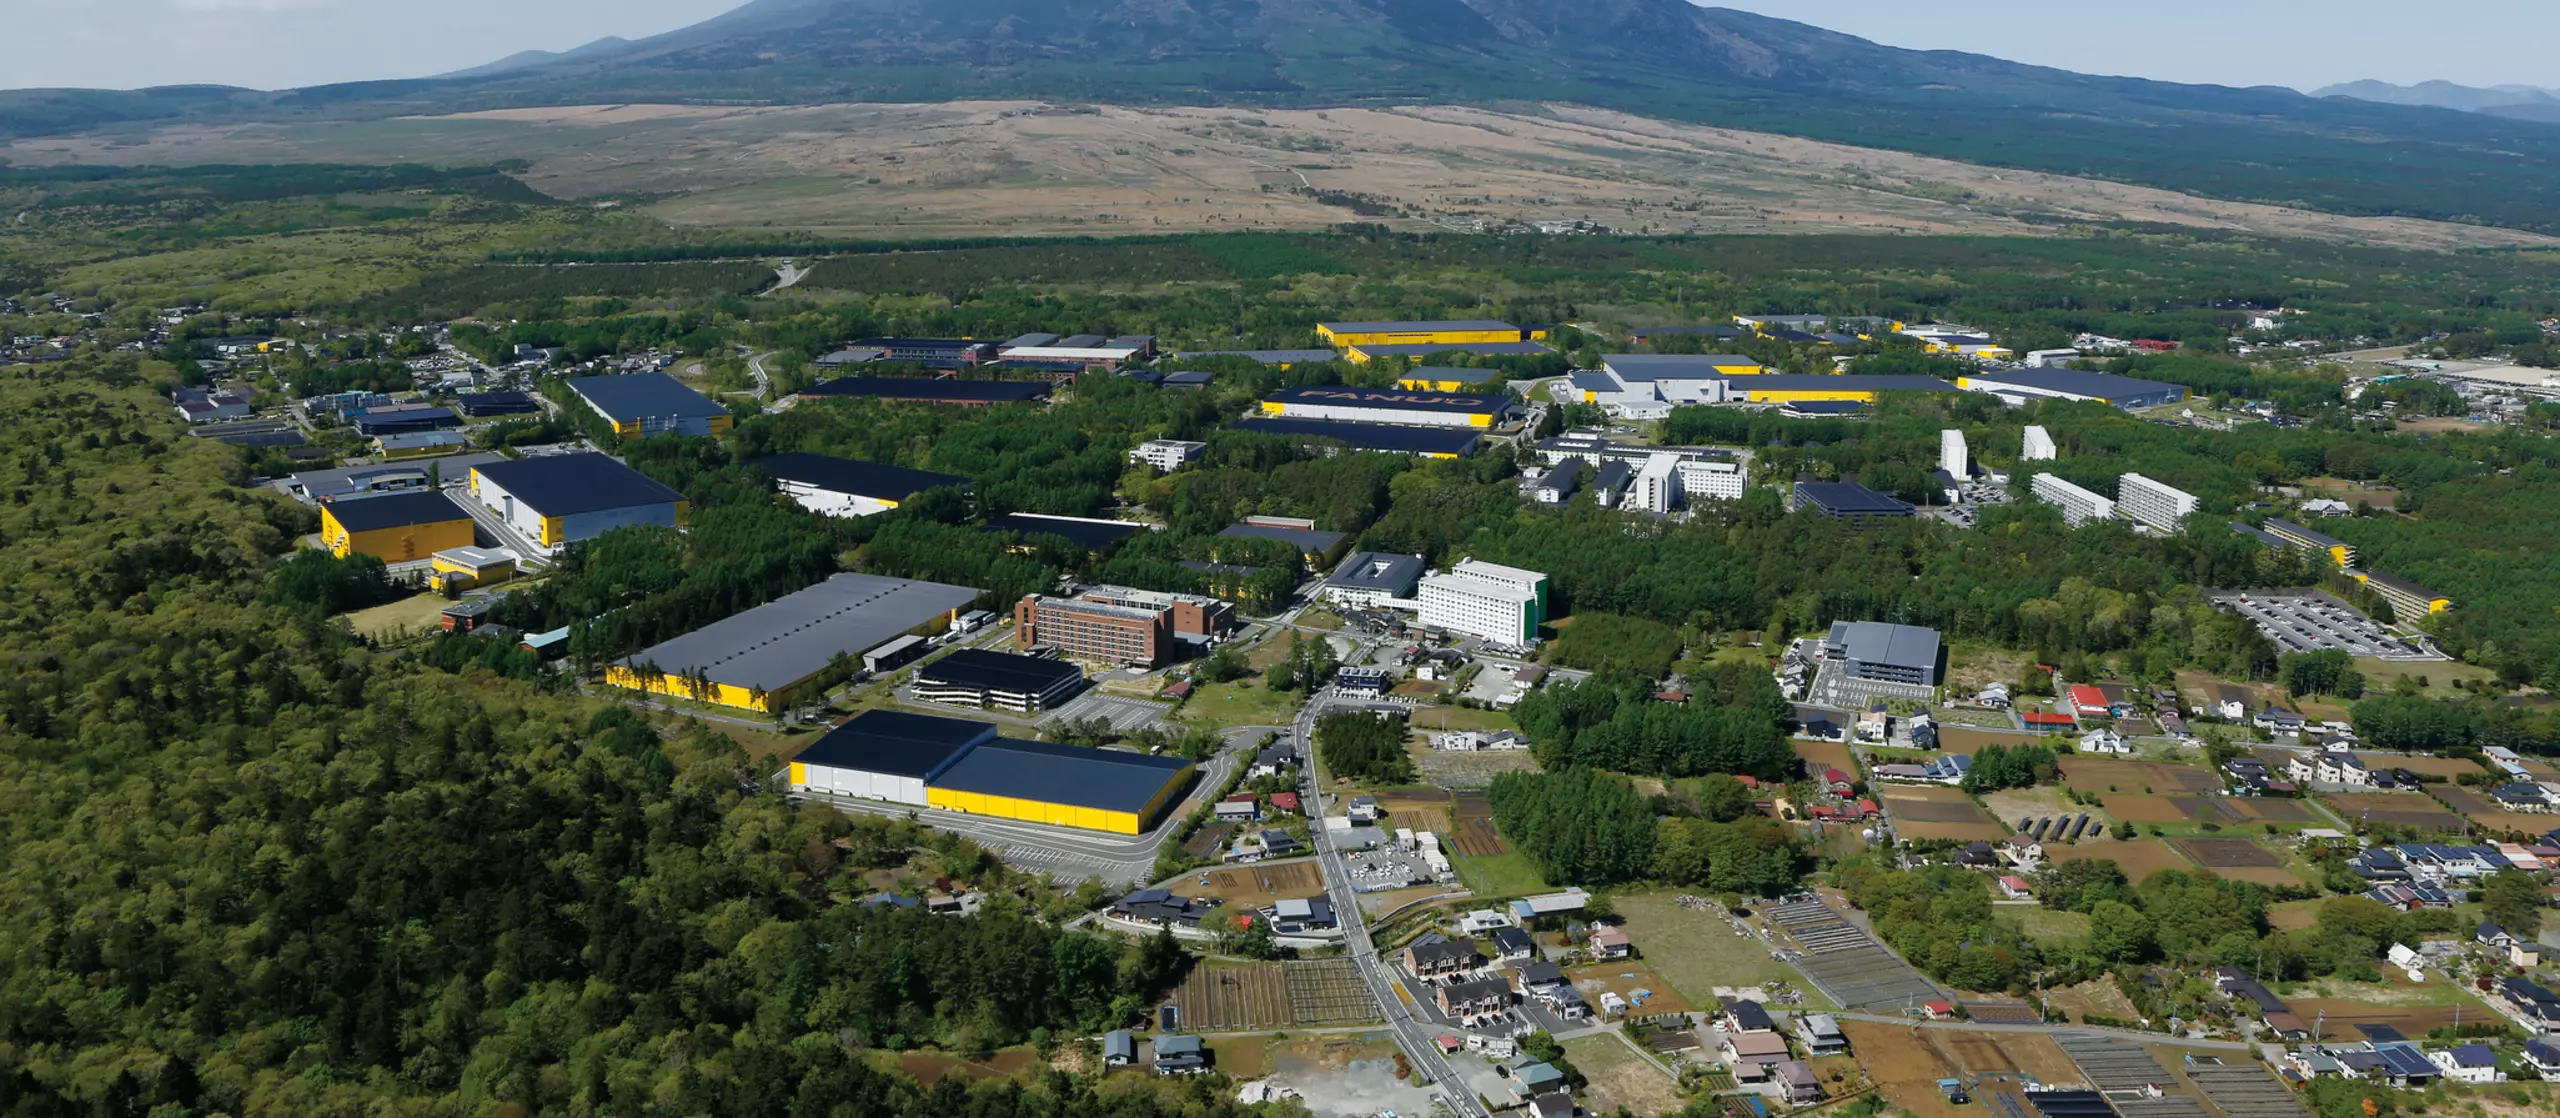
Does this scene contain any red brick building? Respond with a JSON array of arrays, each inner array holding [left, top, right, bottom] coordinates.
[[1014, 585, 1236, 667]]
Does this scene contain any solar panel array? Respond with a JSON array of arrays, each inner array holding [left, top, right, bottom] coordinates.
[[2050, 1035, 2209, 1118], [2182, 1059, 2309, 1118], [1763, 899, 1944, 1010]]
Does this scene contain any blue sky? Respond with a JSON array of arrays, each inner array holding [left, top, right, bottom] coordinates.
[[2, 0, 2551, 94]]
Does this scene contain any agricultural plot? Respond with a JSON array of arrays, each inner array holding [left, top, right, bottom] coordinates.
[[1451, 793, 1506, 856], [1880, 786, 2008, 841], [1792, 739, 1858, 774], [2170, 838, 2308, 886], [1765, 898, 1943, 1009], [2320, 793, 2466, 833], [1168, 960, 1377, 1030], [2355, 753, 2484, 779], [2049, 1035, 2211, 1118], [2430, 785, 2560, 836], [1937, 727, 2047, 756], [1839, 1021, 1966, 1118], [2059, 758, 2220, 794], [1372, 789, 1454, 836], [2047, 838, 2193, 881], [2284, 998, 2475, 1039], [1186, 861, 1325, 909], [2227, 798, 2315, 823], [2181, 1057, 2308, 1118], [2098, 795, 2193, 823], [1182, 823, 1235, 859]]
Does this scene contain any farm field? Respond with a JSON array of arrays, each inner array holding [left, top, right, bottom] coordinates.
[[2321, 793, 2467, 833], [895, 1048, 1042, 1087], [2046, 838, 2194, 882], [2171, 837, 2308, 886], [340, 593, 458, 641], [1839, 1020, 1966, 1118], [2356, 753, 2485, 779], [1370, 789, 1455, 836], [2059, 757, 2219, 794], [2011, 907, 2092, 946], [1879, 785, 2007, 841], [1181, 860, 1325, 909], [2041, 976, 2142, 1024], [1613, 891, 1804, 1003], [1931, 1030, 2086, 1089], [1978, 786, 2092, 828], [1450, 792, 1506, 856], [1935, 726, 2046, 756], [2282, 998, 2477, 1039], [1451, 849, 1546, 898], [2430, 785, 2560, 837], [1166, 959, 1377, 1031], [2269, 899, 2324, 931], [1562, 1034, 1685, 1118], [1792, 739, 1857, 773]]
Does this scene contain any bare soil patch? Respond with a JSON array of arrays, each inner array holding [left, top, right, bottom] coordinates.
[[2431, 785, 2560, 837], [1184, 861, 1325, 909], [2059, 757, 2219, 794], [1792, 739, 1857, 773], [2322, 793, 2466, 832], [1451, 792, 1505, 856], [2171, 838, 2283, 868], [2049, 838, 2193, 882], [2099, 794, 2193, 824], [2356, 752, 2483, 779]]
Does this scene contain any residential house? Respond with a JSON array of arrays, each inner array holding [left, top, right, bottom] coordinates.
[[1460, 909, 1516, 935], [1528, 1093, 1577, 1118], [1956, 842, 2002, 870], [2491, 782, 2557, 813], [1720, 1031, 1792, 1079], [1152, 1034, 1208, 1075], [2428, 1045, 2503, 1084], [2372, 1043, 2439, 1086], [1724, 999, 1778, 1034], [2523, 1038, 2560, 1076], [1509, 889, 1590, 923], [1999, 874, 2035, 900], [2079, 728, 2131, 755], [1510, 1061, 1568, 1100], [1103, 1031, 1136, 1067], [1405, 937, 1486, 979], [1437, 977, 1513, 1023], [1270, 897, 1337, 934], [1777, 1061, 1823, 1104], [1215, 796, 1261, 824], [1111, 888, 1209, 927], [1349, 795, 1380, 823], [1515, 960, 1569, 995], [2285, 1048, 2342, 1080], [2257, 707, 2308, 735], [1247, 745, 1296, 779], [1491, 926, 1536, 961], [1799, 1014, 1849, 1056], [2364, 882, 2454, 910], [2201, 686, 2251, 721], [2002, 835, 2046, 867], [2501, 977, 2560, 1031], [1590, 927, 1633, 960]]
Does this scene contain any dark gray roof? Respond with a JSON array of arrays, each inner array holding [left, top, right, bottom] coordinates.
[[1605, 354, 1763, 380], [1265, 386, 1510, 416], [1175, 349, 1340, 364], [567, 372, 728, 422], [1403, 365, 1510, 384], [801, 377, 1050, 403], [1219, 521, 1349, 554], [1828, 621, 1943, 673], [982, 513, 1150, 553], [1321, 319, 1516, 334], [1749, 374, 1960, 392], [915, 648, 1084, 694], [1231, 417, 1482, 456], [321, 490, 469, 532], [1329, 552, 1426, 593], [454, 391, 538, 416], [756, 452, 969, 501], [1796, 481, 1914, 517], [795, 710, 998, 779], [618, 573, 981, 693], [2265, 518, 2348, 548], [1348, 341, 1551, 357], [2362, 570, 2445, 600], [471, 453, 685, 517], [929, 737, 1193, 814], [1962, 368, 2183, 402]]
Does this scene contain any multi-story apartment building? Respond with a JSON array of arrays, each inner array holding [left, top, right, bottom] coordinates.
[[1128, 439, 1208, 472], [1631, 454, 1682, 514], [2117, 473, 2198, 532], [2031, 473, 2115, 527], [1940, 430, 1969, 478], [2022, 425, 2058, 461], [1679, 460, 1748, 502]]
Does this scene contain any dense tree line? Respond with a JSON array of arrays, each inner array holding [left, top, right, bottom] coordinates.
[[1510, 671, 1797, 780], [1487, 770, 1660, 888], [1842, 861, 2035, 992], [1547, 612, 1686, 679], [1960, 742, 2058, 792], [1313, 710, 1412, 785], [2282, 649, 2366, 699]]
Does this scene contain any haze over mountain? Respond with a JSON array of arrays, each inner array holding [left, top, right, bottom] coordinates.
[[2314, 79, 2560, 124], [12, 0, 2560, 236]]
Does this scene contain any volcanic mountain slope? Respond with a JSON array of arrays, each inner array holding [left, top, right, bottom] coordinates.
[[13, 0, 2560, 234]]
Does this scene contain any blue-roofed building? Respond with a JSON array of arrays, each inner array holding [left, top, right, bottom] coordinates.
[[568, 372, 734, 439], [1230, 417, 1483, 459], [2371, 1043, 2438, 1085], [1957, 369, 2187, 409]]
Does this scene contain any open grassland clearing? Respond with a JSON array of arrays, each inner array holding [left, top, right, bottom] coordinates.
[[895, 1048, 1043, 1087], [2358, 752, 2486, 779], [1613, 891, 1805, 1003], [340, 592, 459, 641], [1561, 1034, 1685, 1118], [2011, 906, 2092, 947], [1450, 849, 1546, 898], [2042, 977, 2142, 1024], [1568, 962, 1693, 1016]]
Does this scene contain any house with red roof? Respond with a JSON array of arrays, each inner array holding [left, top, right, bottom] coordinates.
[[1268, 792, 1301, 815], [1821, 768, 1854, 795], [2023, 711, 2077, 731], [2068, 685, 2111, 717]]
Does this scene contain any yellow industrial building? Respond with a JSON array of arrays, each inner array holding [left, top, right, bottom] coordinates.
[[428, 546, 517, 592], [1728, 375, 1963, 405], [605, 572, 979, 712], [786, 710, 1196, 835], [319, 491, 476, 562], [1317, 320, 1522, 348]]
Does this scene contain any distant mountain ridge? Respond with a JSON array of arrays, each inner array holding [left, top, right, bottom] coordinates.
[[14, 0, 2560, 236], [437, 37, 633, 81], [2314, 78, 2560, 124]]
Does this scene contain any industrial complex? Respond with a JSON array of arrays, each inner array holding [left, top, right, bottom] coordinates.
[[568, 372, 735, 439], [604, 573, 980, 711], [758, 453, 971, 519], [1014, 585, 1237, 667], [789, 709, 1196, 835], [912, 648, 1089, 713], [319, 490, 474, 562], [467, 454, 690, 555]]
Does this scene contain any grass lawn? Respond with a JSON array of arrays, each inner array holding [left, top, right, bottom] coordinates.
[[1297, 608, 1345, 632], [1177, 678, 1304, 732], [1561, 1033, 1685, 1118], [339, 593, 455, 642], [2009, 906, 2090, 947], [1612, 891, 1818, 1006], [1408, 705, 1518, 734], [2352, 657, 2499, 700], [1451, 850, 1547, 898]]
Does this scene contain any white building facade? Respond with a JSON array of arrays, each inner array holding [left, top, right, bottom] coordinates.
[[2117, 473, 2198, 532], [2022, 426, 2058, 461], [2031, 473, 2115, 527], [1631, 454, 1682, 514], [1679, 460, 1748, 502], [1940, 430, 1969, 478], [1129, 439, 1207, 472], [1417, 560, 1549, 646]]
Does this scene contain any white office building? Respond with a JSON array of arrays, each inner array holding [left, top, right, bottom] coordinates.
[[1678, 460, 1748, 503], [1129, 439, 1207, 472], [1417, 560, 1549, 646], [1939, 430, 1969, 478], [2022, 426, 2058, 461], [2031, 473, 2115, 527], [2117, 473, 2198, 532], [1631, 454, 1682, 514]]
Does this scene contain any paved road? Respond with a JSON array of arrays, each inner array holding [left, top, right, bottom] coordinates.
[[1293, 691, 1487, 1118]]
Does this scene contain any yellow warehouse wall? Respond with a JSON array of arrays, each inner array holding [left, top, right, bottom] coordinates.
[[323, 511, 475, 562], [1746, 389, 1879, 404], [1321, 327, 1519, 347], [924, 760, 1194, 834], [603, 665, 784, 713], [789, 762, 808, 786]]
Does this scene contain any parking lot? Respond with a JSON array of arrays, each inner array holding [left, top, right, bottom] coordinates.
[[1336, 844, 1441, 893], [2210, 591, 2443, 660], [1045, 691, 1174, 733], [1808, 660, 1939, 707]]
